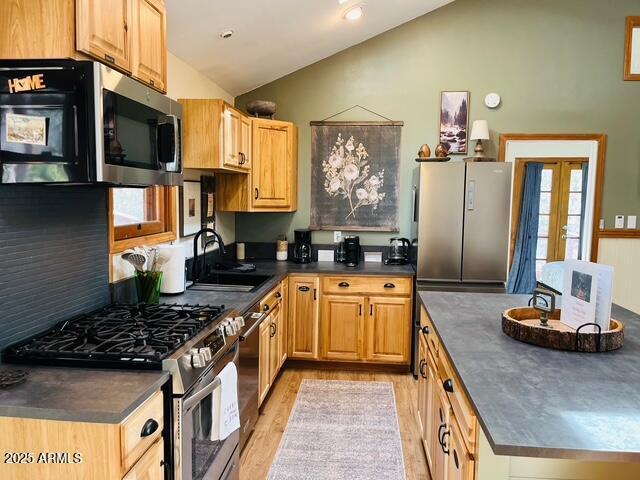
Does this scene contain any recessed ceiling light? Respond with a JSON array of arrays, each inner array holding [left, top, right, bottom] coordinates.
[[344, 5, 363, 21], [338, 0, 349, 4], [219, 29, 234, 39]]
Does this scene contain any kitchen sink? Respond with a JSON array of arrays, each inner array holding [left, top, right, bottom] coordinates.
[[188, 272, 273, 292]]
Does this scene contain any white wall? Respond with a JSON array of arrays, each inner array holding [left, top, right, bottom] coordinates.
[[112, 53, 235, 282], [598, 238, 640, 314]]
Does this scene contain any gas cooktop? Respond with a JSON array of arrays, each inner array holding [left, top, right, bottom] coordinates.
[[2, 303, 228, 369]]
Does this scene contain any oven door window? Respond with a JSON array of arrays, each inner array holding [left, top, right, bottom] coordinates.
[[103, 90, 171, 170], [190, 389, 223, 480]]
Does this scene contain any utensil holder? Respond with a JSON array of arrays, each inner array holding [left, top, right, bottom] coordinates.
[[135, 271, 163, 304]]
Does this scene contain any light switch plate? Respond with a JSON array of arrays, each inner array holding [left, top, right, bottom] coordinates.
[[599, 218, 605, 230], [364, 251, 383, 263], [333, 231, 342, 243], [628, 216, 637, 229], [318, 249, 334, 262], [615, 215, 625, 229]]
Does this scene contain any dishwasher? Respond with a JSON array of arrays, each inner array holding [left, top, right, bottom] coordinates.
[[237, 300, 268, 451]]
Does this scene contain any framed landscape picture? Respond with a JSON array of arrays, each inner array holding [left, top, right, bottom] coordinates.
[[180, 179, 201, 237], [439, 91, 469, 154]]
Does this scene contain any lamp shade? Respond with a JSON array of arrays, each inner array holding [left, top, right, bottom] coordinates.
[[470, 120, 490, 140]]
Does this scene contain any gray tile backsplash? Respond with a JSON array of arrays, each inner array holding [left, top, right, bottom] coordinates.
[[0, 186, 111, 351]]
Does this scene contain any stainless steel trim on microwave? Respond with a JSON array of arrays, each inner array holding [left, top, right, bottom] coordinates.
[[94, 63, 182, 186]]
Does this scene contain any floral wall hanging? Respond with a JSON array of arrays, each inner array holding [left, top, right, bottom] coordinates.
[[310, 122, 402, 231]]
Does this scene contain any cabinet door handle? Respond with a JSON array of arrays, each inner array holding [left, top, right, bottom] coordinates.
[[421, 326, 430, 336], [263, 304, 270, 312], [359, 304, 362, 316], [104, 53, 116, 64], [384, 283, 396, 289], [369, 304, 373, 316], [443, 378, 454, 393], [275, 292, 281, 299], [140, 418, 159, 437], [270, 322, 276, 337], [437, 423, 446, 444], [419, 359, 427, 378], [338, 281, 349, 288], [453, 450, 459, 469], [313, 288, 317, 301], [298, 286, 309, 292], [440, 431, 450, 455], [255, 187, 259, 199]]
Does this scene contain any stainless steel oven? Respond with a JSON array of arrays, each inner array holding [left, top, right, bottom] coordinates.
[[0, 59, 182, 186], [174, 339, 240, 480]]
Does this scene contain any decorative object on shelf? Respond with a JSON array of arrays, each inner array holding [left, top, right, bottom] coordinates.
[[309, 105, 403, 232], [246, 99, 277, 118], [464, 119, 495, 161], [180, 179, 202, 237], [439, 91, 469, 154], [624, 16, 640, 81], [417, 143, 431, 158], [435, 142, 450, 158], [502, 307, 624, 352], [484, 92, 501, 109]]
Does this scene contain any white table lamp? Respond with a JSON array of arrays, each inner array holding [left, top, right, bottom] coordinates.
[[470, 120, 490, 159]]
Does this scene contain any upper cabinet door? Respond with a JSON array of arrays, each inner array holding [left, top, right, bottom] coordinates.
[[132, 0, 166, 92], [239, 115, 252, 170], [252, 119, 294, 209], [76, 0, 132, 72], [222, 106, 242, 169]]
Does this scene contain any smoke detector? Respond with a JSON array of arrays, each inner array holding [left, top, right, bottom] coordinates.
[[219, 29, 234, 39]]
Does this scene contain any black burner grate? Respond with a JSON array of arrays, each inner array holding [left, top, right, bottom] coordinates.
[[2, 304, 226, 369]]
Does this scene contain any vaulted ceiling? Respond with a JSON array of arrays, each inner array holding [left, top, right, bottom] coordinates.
[[166, 0, 454, 96]]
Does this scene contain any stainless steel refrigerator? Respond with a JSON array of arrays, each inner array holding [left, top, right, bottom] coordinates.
[[411, 161, 512, 283], [410, 161, 512, 375]]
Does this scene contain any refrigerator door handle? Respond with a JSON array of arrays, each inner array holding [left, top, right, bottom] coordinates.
[[467, 180, 476, 211], [411, 185, 418, 222]]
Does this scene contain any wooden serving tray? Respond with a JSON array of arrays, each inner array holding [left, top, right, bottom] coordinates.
[[502, 307, 624, 352]]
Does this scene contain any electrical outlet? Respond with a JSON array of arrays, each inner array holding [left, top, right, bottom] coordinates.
[[333, 231, 342, 243], [628, 216, 637, 229], [615, 215, 625, 229]]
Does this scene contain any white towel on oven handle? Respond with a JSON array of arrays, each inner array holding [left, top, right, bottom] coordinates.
[[212, 361, 240, 441]]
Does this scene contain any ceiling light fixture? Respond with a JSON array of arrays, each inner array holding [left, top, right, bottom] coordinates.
[[219, 29, 234, 39], [343, 5, 363, 22]]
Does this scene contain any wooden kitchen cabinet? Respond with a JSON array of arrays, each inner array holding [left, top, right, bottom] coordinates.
[[365, 296, 412, 364], [0, 0, 167, 92], [320, 295, 364, 361], [131, 0, 166, 92], [432, 384, 451, 480], [268, 303, 282, 384], [122, 438, 164, 480], [417, 334, 430, 463], [76, 0, 133, 73], [0, 389, 164, 480], [447, 418, 475, 480], [258, 317, 272, 406], [288, 275, 320, 359], [280, 279, 289, 365], [180, 99, 251, 173], [216, 118, 298, 212]]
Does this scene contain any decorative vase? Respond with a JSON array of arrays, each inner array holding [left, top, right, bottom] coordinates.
[[417, 144, 431, 158], [435, 142, 449, 158]]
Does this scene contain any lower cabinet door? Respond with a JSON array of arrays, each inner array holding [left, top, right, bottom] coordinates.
[[122, 438, 164, 480], [288, 276, 319, 359], [258, 318, 272, 406], [320, 295, 364, 361], [417, 335, 433, 469], [447, 417, 475, 480], [269, 304, 281, 384], [431, 385, 451, 480], [365, 296, 411, 363]]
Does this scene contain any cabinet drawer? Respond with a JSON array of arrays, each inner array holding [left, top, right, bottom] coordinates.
[[121, 390, 164, 472], [437, 352, 477, 454], [322, 276, 412, 295], [420, 306, 440, 359], [261, 284, 283, 313]]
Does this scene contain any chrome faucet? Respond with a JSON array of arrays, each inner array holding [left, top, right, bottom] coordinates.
[[192, 228, 226, 283]]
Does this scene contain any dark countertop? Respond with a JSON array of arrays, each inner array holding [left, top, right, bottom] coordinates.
[[0, 364, 169, 423], [418, 291, 640, 462], [165, 259, 414, 315]]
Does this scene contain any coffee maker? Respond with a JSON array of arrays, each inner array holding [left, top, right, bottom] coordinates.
[[343, 235, 361, 267], [293, 229, 312, 264]]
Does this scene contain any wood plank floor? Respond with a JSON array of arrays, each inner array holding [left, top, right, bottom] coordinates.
[[239, 366, 430, 480]]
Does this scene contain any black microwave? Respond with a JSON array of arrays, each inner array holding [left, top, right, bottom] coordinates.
[[0, 60, 182, 186]]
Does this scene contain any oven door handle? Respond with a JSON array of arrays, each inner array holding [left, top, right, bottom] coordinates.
[[239, 312, 268, 341], [183, 344, 240, 412]]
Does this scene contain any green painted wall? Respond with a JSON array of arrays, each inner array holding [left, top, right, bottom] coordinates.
[[236, 0, 640, 245]]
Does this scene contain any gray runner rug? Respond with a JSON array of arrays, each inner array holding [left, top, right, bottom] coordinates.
[[268, 379, 406, 480]]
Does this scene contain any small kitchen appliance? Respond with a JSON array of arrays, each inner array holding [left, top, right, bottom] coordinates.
[[157, 244, 186, 294], [385, 237, 410, 265], [343, 236, 361, 267], [0, 59, 182, 186], [293, 229, 312, 264]]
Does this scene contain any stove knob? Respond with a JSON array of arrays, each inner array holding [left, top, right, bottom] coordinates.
[[200, 347, 212, 362], [236, 316, 246, 328], [225, 322, 236, 336], [191, 352, 205, 368]]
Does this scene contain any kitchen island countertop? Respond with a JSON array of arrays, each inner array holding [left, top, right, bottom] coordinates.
[[419, 291, 640, 462]]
